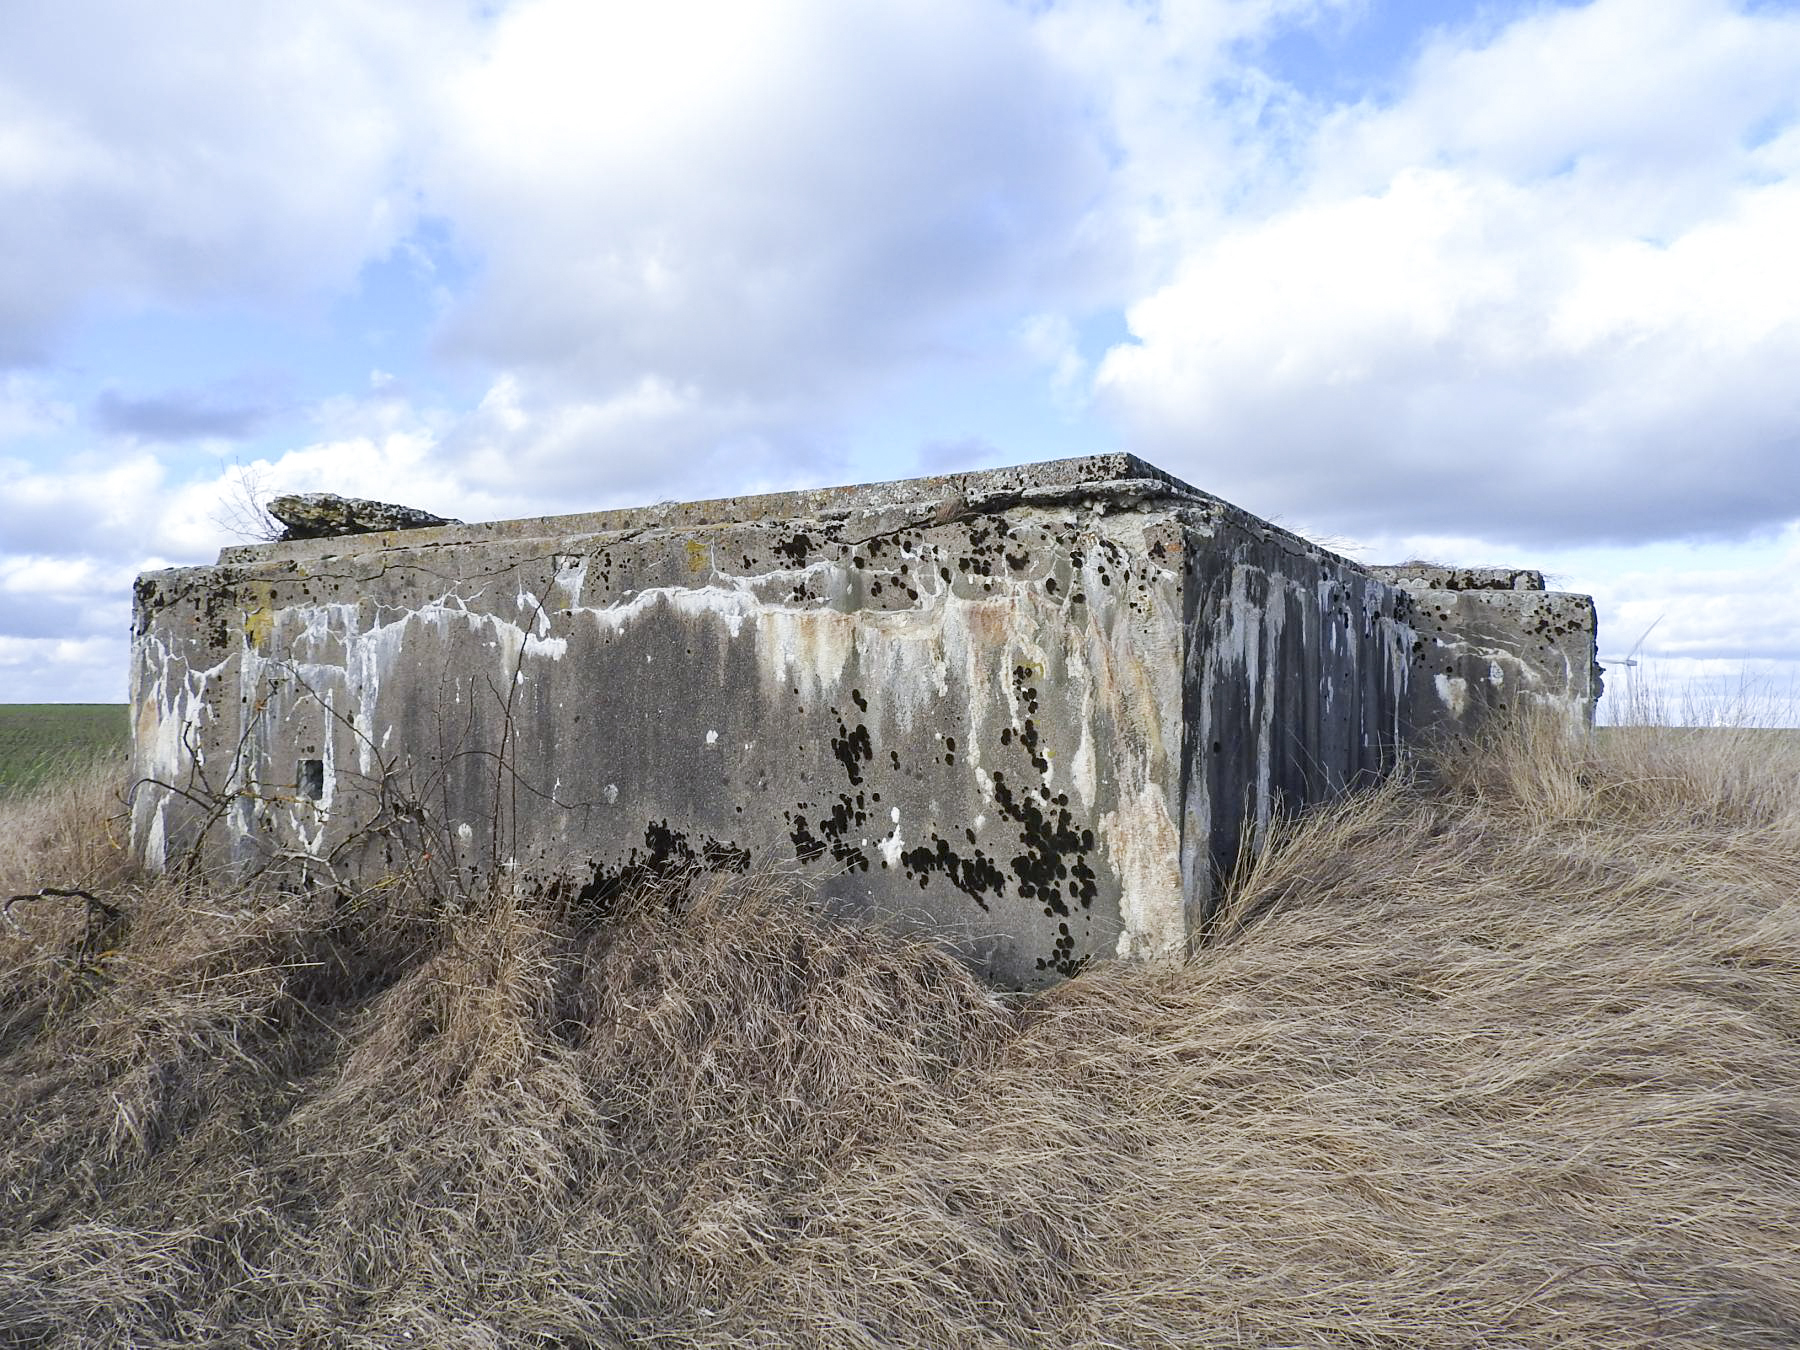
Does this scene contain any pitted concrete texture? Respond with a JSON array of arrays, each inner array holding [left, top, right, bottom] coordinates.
[[130, 455, 1596, 987], [1369, 564, 1546, 593], [1372, 569, 1601, 733], [267, 492, 461, 541]]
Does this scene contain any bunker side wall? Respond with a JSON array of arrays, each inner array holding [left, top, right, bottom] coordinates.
[[1175, 511, 1416, 928], [1390, 587, 1601, 735]]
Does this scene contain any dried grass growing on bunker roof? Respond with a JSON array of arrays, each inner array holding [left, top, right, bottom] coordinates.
[[2, 721, 1799, 1347]]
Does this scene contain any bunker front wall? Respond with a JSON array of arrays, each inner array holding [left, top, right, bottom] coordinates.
[[130, 480, 1424, 987]]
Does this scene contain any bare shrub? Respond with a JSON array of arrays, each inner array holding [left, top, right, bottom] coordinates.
[[1, 721, 1798, 1347]]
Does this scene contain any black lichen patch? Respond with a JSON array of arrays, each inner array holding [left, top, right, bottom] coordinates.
[[831, 715, 874, 786], [578, 819, 752, 912], [1012, 667, 1042, 716], [788, 811, 827, 863], [788, 792, 872, 873], [899, 836, 1004, 908], [990, 771, 1098, 917], [1036, 921, 1089, 978], [1018, 718, 1050, 776], [775, 531, 813, 566]]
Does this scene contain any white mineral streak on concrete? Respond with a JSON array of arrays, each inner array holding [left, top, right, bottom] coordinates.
[[557, 557, 589, 606], [755, 601, 853, 699], [1255, 582, 1286, 834], [1388, 596, 1414, 743], [1057, 537, 1185, 959], [1318, 577, 1343, 717], [588, 585, 756, 639], [1435, 672, 1470, 719], [320, 688, 337, 812], [938, 588, 1009, 787], [1071, 691, 1098, 811], [1062, 549, 1104, 812], [134, 633, 225, 868], [1214, 565, 1273, 833], [143, 807, 166, 870], [1103, 782, 1184, 959]]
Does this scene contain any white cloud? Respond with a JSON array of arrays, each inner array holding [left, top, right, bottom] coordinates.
[[0, 636, 121, 703], [0, 453, 168, 559], [1590, 524, 1800, 666], [425, 0, 1108, 406], [1094, 0, 1800, 544], [0, 1, 456, 362]]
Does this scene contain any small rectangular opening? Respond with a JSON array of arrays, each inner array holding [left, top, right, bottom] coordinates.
[[297, 758, 325, 801]]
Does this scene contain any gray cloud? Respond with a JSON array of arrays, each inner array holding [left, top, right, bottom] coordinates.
[[4, 0, 1800, 718], [93, 389, 268, 442]]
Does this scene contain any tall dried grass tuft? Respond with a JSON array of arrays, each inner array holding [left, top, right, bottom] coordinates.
[[2, 722, 1798, 1347]]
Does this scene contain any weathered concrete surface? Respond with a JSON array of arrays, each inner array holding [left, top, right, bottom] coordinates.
[[130, 456, 1595, 986], [268, 492, 462, 541], [1369, 565, 1602, 734], [1368, 563, 1544, 593]]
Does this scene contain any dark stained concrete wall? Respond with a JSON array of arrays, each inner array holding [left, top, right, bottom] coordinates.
[[1181, 521, 1414, 926], [129, 456, 1598, 987]]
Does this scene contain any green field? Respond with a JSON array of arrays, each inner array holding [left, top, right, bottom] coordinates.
[[0, 704, 128, 796]]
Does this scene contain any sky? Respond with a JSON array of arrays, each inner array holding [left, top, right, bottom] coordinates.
[[2, 0, 1797, 721]]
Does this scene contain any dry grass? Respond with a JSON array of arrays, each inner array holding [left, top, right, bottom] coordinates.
[[2, 722, 1797, 1347]]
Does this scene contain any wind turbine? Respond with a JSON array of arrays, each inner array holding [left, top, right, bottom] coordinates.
[[1600, 615, 1664, 718]]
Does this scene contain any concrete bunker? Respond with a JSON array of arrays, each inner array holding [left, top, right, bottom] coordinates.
[[129, 455, 1599, 987]]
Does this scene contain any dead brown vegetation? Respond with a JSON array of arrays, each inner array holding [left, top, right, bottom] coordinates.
[[2, 721, 1798, 1347]]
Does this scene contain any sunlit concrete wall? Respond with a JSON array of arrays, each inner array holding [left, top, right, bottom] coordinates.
[[130, 456, 1596, 987]]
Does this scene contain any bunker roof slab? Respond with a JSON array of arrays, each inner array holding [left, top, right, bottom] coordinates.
[[219, 454, 1240, 567]]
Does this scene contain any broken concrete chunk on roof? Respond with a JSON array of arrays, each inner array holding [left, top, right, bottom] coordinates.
[[266, 492, 462, 541]]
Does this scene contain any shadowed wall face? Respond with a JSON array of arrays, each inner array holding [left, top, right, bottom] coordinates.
[[129, 457, 1597, 987]]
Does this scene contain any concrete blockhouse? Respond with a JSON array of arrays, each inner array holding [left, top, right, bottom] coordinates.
[[129, 455, 1600, 986]]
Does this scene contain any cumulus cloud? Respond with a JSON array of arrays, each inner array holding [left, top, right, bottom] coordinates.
[[1096, 0, 1800, 545], [0, 0, 456, 363], [426, 0, 1109, 407], [0, 454, 168, 561], [0, 637, 121, 703], [0, 556, 134, 642]]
